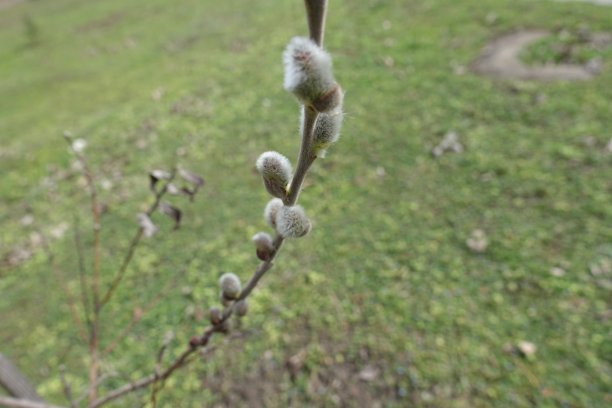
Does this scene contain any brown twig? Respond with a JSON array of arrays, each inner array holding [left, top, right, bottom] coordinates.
[[62, 133, 103, 404], [90, 328, 214, 408], [98, 171, 176, 309]]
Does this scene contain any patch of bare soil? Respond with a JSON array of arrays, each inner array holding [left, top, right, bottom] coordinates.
[[471, 30, 607, 81], [201, 332, 413, 407]]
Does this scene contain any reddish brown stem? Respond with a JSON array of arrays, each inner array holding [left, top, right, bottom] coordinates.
[[86, 2, 331, 406], [91, 329, 215, 408]]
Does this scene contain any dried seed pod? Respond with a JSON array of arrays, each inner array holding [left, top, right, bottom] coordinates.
[[252, 232, 274, 261], [264, 198, 284, 229], [283, 37, 337, 108], [235, 299, 248, 317], [276, 205, 311, 238], [219, 272, 241, 300], [256, 151, 292, 199]]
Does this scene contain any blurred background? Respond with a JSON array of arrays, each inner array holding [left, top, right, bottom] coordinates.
[[0, 0, 610, 406]]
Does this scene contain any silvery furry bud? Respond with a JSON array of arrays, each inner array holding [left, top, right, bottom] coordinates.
[[209, 307, 222, 325], [252, 232, 274, 261], [219, 273, 241, 300], [235, 299, 248, 317], [312, 84, 343, 113], [256, 151, 292, 199], [264, 198, 284, 229], [283, 37, 338, 110], [313, 108, 344, 157], [276, 205, 311, 238]]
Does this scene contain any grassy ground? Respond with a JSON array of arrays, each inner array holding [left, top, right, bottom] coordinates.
[[1, 0, 611, 406]]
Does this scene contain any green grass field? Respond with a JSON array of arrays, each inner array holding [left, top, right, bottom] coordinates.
[[1, 0, 611, 406]]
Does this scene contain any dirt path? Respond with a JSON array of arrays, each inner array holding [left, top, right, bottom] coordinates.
[[471, 30, 604, 81]]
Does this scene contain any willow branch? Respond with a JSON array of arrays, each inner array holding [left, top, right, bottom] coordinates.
[[284, 106, 318, 206], [90, 328, 215, 408], [90, 2, 330, 406]]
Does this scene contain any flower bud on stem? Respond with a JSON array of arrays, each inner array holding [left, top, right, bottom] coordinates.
[[256, 151, 292, 199], [219, 273, 241, 300]]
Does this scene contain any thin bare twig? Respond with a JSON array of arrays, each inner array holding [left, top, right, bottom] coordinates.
[[63, 133, 102, 405], [90, 329, 214, 408], [98, 172, 176, 309]]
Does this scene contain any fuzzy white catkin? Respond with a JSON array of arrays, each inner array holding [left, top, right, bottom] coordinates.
[[252, 232, 273, 250], [252, 231, 274, 260], [256, 151, 292, 179], [313, 108, 344, 156], [264, 198, 284, 228], [219, 273, 241, 300], [276, 205, 311, 238], [256, 151, 292, 198], [283, 37, 336, 106]]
